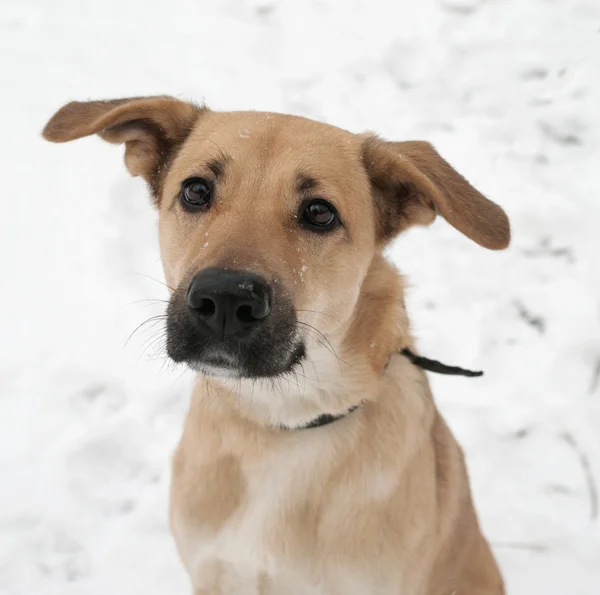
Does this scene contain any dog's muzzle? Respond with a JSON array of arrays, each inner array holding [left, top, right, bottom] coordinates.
[[166, 267, 304, 378]]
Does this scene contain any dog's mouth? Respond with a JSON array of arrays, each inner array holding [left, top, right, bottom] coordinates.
[[185, 342, 306, 379], [165, 268, 305, 379]]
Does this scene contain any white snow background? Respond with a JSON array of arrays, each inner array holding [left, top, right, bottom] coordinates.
[[1, 0, 599, 593]]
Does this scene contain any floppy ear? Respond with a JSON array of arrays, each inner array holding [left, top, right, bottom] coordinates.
[[362, 135, 510, 250], [43, 96, 203, 197]]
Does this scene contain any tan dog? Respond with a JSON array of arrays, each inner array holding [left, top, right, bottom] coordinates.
[[43, 96, 509, 595]]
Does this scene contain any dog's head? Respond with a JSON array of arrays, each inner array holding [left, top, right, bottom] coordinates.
[[44, 96, 509, 382]]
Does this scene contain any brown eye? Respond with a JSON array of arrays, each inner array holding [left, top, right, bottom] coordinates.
[[181, 178, 211, 210], [301, 200, 338, 231]]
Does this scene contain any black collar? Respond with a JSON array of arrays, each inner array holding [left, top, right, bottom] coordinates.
[[289, 405, 361, 431], [399, 348, 483, 377], [283, 348, 483, 431]]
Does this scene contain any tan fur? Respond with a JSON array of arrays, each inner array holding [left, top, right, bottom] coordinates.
[[43, 96, 508, 594]]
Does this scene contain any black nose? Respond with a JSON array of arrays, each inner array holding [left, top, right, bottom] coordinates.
[[186, 268, 272, 339]]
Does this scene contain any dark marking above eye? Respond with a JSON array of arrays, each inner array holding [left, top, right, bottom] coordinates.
[[297, 174, 319, 193], [207, 157, 229, 179]]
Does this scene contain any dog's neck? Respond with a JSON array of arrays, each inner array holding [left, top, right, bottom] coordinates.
[[194, 256, 412, 429]]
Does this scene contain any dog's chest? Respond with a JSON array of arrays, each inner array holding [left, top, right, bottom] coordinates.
[[170, 435, 390, 595]]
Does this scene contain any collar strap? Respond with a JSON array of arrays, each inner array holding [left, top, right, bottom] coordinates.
[[400, 347, 483, 377], [284, 404, 361, 431], [282, 349, 483, 431]]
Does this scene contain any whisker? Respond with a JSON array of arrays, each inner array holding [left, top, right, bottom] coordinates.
[[125, 314, 167, 348], [126, 298, 170, 307], [297, 321, 349, 369], [132, 272, 175, 292], [142, 332, 168, 358], [296, 309, 341, 324]]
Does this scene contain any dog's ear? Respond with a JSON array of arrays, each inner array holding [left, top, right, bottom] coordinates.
[[362, 135, 510, 250], [43, 96, 203, 195]]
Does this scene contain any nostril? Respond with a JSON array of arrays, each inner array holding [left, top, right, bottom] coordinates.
[[236, 299, 270, 324], [192, 297, 216, 317], [236, 304, 255, 324]]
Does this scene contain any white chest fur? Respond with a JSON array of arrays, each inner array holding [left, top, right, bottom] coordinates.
[[172, 434, 330, 594], [170, 420, 405, 595]]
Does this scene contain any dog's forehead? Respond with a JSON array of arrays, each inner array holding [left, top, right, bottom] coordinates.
[[183, 110, 363, 170]]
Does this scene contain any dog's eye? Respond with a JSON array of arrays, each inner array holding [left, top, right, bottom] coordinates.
[[181, 178, 212, 210], [301, 200, 338, 231]]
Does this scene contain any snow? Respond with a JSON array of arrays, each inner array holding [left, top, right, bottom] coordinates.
[[1, 0, 599, 593]]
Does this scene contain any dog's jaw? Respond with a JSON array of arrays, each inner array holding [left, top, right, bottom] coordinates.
[[194, 334, 380, 429], [187, 340, 307, 382], [191, 362, 241, 379]]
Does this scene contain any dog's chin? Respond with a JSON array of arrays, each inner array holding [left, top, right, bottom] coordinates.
[[189, 361, 242, 379], [185, 349, 245, 378], [180, 342, 306, 380]]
